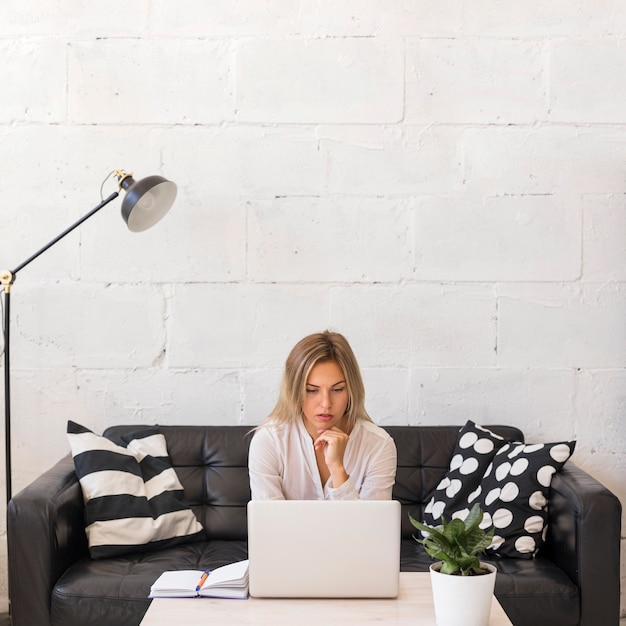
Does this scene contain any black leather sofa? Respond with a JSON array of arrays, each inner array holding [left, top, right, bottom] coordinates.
[[7, 424, 622, 626]]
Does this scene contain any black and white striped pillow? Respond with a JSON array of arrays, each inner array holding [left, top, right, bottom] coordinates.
[[67, 421, 205, 559]]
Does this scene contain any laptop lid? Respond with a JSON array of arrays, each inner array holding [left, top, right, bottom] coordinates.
[[247, 499, 401, 598]]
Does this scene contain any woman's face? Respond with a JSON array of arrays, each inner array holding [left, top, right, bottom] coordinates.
[[301, 360, 350, 438]]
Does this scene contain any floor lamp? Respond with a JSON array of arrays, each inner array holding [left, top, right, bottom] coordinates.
[[0, 170, 177, 506]]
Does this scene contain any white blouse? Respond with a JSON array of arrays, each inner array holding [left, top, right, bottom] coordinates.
[[248, 418, 397, 500]]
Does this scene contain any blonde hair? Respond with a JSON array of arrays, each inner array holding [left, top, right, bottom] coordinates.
[[263, 330, 372, 429]]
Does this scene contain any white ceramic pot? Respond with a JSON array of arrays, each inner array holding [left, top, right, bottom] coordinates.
[[429, 561, 497, 626]]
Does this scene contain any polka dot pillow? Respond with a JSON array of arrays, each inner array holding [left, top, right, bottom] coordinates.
[[466, 440, 576, 558], [423, 420, 507, 527]]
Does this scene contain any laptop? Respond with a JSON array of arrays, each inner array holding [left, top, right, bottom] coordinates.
[[247, 499, 401, 598]]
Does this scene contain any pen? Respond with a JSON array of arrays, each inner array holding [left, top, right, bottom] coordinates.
[[195, 570, 210, 592]]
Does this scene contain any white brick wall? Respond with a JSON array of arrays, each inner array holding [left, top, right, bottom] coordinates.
[[0, 1, 624, 618], [405, 38, 546, 124], [235, 38, 404, 124], [413, 194, 582, 281]]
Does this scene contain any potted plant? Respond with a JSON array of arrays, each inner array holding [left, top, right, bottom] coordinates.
[[409, 503, 497, 626]]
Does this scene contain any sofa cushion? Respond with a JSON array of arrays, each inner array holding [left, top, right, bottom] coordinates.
[[422, 421, 508, 526], [67, 421, 205, 559], [51, 540, 249, 626]]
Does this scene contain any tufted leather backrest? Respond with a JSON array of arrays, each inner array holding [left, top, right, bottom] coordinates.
[[103, 424, 523, 540]]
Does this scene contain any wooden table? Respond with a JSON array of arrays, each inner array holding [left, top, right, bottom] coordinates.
[[140, 572, 514, 625]]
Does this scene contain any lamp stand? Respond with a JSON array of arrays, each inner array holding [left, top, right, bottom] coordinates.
[[1, 191, 119, 505], [1, 276, 12, 506]]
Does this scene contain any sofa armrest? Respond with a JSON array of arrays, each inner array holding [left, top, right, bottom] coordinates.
[[7, 454, 87, 626], [544, 462, 622, 626]]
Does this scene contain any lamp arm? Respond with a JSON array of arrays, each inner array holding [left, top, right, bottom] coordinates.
[[5, 190, 119, 285]]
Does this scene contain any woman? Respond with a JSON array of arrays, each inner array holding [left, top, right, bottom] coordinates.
[[249, 330, 397, 500]]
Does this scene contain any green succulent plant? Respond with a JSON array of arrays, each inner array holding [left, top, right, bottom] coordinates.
[[409, 503, 494, 576]]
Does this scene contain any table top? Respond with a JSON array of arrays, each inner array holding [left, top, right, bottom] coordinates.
[[140, 572, 514, 626]]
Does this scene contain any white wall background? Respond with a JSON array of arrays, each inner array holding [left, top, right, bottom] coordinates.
[[0, 0, 624, 619]]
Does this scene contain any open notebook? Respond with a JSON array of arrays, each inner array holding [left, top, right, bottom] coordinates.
[[247, 500, 401, 598], [149, 560, 249, 599]]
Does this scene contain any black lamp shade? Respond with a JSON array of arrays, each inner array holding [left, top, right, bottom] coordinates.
[[120, 175, 177, 232]]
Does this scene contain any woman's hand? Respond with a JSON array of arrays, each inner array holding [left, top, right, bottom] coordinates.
[[314, 427, 350, 487]]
